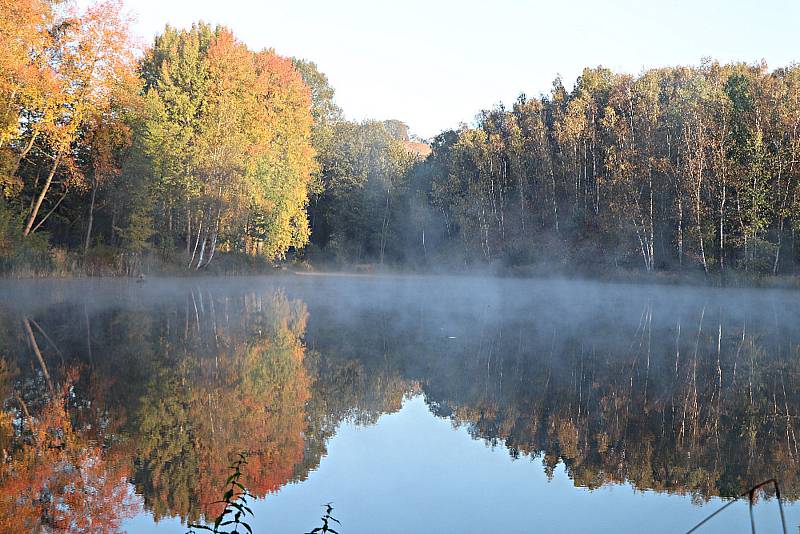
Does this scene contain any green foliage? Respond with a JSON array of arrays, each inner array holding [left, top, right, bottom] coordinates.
[[0, 199, 52, 275], [310, 120, 417, 265], [1, 17, 318, 275], [5, 8, 800, 281], [407, 62, 800, 275], [118, 207, 155, 255]]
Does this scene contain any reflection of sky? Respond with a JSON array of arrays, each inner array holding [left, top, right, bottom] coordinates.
[[122, 395, 798, 533]]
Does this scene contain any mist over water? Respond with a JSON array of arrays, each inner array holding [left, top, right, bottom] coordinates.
[[0, 274, 799, 533]]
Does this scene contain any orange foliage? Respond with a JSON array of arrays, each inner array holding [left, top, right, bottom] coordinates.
[[134, 294, 313, 524], [195, 301, 311, 518], [0, 376, 140, 533]]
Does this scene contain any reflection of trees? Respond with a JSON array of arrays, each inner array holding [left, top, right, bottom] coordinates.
[[3, 281, 800, 529], [0, 287, 416, 529], [0, 362, 139, 533], [131, 291, 312, 523], [0, 290, 318, 528], [298, 348, 414, 480], [391, 302, 800, 501], [294, 287, 800, 502]]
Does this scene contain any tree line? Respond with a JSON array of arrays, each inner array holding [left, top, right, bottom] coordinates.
[[407, 62, 800, 275], [1, 1, 323, 274], [0, 0, 422, 275], [305, 60, 800, 277], [4, 0, 800, 277]]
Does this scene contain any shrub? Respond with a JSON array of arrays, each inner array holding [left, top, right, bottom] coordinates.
[[0, 200, 54, 276]]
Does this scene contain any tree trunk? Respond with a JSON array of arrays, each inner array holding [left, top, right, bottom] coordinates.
[[695, 187, 707, 274], [201, 208, 221, 269], [677, 195, 683, 267], [83, 179, 97, 259], [550, 164, 559, 233], [166, 203, 173, 247], [110, 201, 117, 247], [774, 217, 784, 275], [773, 170, 791, 275], [202, 228, 218, 269], [648, 167, 655, 270], [11, 132, 38, 177], [189, 216, 203, 267], [195, 232, 207, 270], [379, 187, 391, 265], [23, 151, 62, 236], [719, 172, 726, 272], [30, 187, 67, 234]]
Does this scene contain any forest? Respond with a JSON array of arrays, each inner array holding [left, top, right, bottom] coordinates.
[[4, 0, 800, 279]]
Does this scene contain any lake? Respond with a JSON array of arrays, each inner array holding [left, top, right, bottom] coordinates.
[[0, 275, 798, 533]]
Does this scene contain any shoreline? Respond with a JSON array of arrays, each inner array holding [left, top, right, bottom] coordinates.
[[3, 263, 800, 291]]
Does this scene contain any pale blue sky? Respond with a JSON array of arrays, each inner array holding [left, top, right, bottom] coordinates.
[[119, 0, 799, 138]]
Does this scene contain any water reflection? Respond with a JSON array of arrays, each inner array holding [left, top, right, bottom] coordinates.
[[0, 277, 798, 531]]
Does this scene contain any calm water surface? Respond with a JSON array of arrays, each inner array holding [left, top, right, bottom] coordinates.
[[0, 275, 798, 533]]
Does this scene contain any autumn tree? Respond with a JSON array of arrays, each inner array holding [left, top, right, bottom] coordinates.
[[418, 61, 800, 275], [0, 0, 57, 194], [19, 1, 136, 238], [137, 25, 315, 268]]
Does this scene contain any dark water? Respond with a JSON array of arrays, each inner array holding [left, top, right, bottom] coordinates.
[[0, 275, 798, 533]]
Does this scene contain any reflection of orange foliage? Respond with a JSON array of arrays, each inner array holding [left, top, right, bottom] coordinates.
[[135, 293, 312, 523], [197, 297, 310, 518], [0, 378, 140, 533]]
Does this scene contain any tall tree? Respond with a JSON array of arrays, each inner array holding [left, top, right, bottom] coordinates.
[[21, 1, 136, 238]]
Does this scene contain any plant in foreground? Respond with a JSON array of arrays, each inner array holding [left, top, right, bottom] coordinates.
[[187, 453, 254, 534], [305, 503, 340, 534], [186, 451, 343, 534]]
